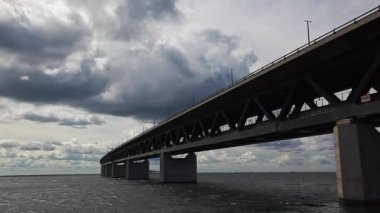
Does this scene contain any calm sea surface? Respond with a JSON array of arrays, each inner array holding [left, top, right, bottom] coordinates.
[[0, 173, 379, 213]]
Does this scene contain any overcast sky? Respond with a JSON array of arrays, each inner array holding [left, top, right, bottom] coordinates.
[[0, 0, 378, 175]]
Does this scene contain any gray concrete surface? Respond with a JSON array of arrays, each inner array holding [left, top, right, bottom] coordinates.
[[112, 162, 126, 178], [160, 153, 197, 183], [334, 121, 380, 204], [126, 159, 149, 180]]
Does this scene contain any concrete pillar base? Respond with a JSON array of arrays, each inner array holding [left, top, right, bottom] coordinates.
[[334, 121, 380, 204], [160, 153, 197, 183], [112, 162, 126, 178], [105, 163, 112, 177], [126, 159, 149, 180], [100, 165, 104, 176]]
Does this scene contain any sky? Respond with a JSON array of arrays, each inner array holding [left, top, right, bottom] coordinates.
[[0, 0, 378, 175]]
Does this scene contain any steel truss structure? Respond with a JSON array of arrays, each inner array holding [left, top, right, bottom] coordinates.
[[101, 6, 380, 164]]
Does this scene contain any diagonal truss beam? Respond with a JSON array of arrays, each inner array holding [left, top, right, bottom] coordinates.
[[237, 100, 251, 129], [305, 76, 341, 106], [209, 112, 220, 136], [254, 97, 275, 121], [348, 53, 380, 103], [279, 82, 300, 119], [220, 110, 234, 130]]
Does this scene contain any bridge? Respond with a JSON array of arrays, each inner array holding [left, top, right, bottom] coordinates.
[[100, 6, 380, 204]]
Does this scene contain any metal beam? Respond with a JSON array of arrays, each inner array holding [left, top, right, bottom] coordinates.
[[348, 53, 380, 103], [305, 76, 341, 106], [237, 100, 251, 129], [254, 97, 275, 121], [279, 82, 300, 119]]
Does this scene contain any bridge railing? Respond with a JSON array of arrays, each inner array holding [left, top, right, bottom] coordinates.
[[108, 5, 380, 154]]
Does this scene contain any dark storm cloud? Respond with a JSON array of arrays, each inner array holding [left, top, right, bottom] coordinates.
[[0, 2, 109, 110], [125, 0, 178, 20], [201, 29, 239, 53], [22, 112, 106, 128], [115, 0, 179, 40], [77, 30, 256, 120], [0, 12, 89, 64], [0, 66, 109, 103], [0, 1, 256, 121], [0, 29, 255, 120]]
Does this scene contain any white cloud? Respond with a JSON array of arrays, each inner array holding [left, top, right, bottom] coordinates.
[[271, 154, 290, 165]]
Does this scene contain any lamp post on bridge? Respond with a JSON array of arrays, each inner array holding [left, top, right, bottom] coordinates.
[[230, 67, 234, 85], [305, 20, 312, 45]]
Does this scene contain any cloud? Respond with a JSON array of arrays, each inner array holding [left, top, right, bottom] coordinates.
[[309, 155, 334, 166], [0, 1, 256, 121], [0, 98, 106, 128], [78, 29, 256, 119], [125, 0, 178, 20], [0, 2, 89, 65], [198, 150, 257, 164], [0, 66, 109, 103], [42, 144, 56, 151], [0, 140, 20, 148], [20, 143, 42, 151], [0, 138, 108, 167], [115, 0, 179, 40], [22, 112, 106, 128], [255, 140, 305, 153], [255, 135, 334, 154], [270, 154, 304, 166]]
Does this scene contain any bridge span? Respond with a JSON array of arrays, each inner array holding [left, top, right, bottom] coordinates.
[[100, 6, 380, 204]]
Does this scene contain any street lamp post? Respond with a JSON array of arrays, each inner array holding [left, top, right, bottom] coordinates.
[[230, 67, 235, 84], [305, 20, 312, 44]]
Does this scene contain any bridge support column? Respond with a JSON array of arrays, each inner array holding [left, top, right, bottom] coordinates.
[[105, 163, 112, 177], [112, 162, 126, 178], [160, 153, 197, 183], [100, 165, 105, 176], [334, 120, 380, 204], [126, 159, 149, 180]]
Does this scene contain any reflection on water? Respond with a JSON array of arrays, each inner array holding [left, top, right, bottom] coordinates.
[[0, 173, 378, 212]]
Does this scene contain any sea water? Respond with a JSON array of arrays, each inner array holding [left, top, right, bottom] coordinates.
[[0, 173, 379, 212]]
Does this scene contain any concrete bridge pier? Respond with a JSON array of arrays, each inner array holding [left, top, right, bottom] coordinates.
[[334, 120, 380, 204], [101, 164, 106, 176], [126, 159, 149, 180], [105, 163, 112, 177], [160, 153, 197, 183], [112, 162, 127, 178]]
